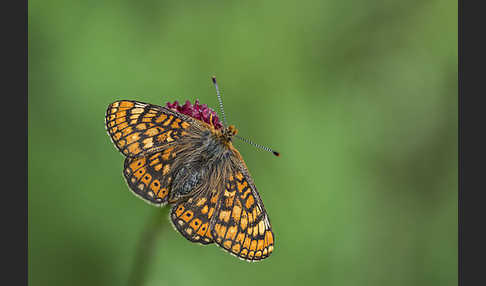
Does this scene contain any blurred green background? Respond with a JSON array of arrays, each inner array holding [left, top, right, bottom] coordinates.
[[28, 0, 457, 285]]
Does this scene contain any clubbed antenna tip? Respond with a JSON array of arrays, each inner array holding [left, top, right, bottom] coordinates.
[[235, 135, 279, 158], [212, 76, 217, 84]]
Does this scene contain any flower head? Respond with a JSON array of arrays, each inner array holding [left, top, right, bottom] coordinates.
[[165, 100, 223, 130]]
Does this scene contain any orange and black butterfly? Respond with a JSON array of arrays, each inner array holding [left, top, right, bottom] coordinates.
[[105, 77, 278, 262]]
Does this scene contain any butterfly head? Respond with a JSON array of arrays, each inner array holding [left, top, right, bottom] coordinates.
[[223, 124, 238, 141]]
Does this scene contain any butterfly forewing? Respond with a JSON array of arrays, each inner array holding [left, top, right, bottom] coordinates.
[[105, 100, 194, 157], [210, 163, 274, 261]]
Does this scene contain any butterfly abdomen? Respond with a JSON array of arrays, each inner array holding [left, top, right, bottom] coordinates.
[[171, 166, 202, 198]]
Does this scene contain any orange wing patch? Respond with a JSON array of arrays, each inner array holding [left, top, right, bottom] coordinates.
[[105, 100, 193, 157], [210, 171, 274, 261]]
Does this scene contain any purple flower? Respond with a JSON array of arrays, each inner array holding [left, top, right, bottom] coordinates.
[[165, 99, 223, 130]]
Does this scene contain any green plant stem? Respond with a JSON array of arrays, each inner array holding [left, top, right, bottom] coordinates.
[[127, 208, 168, 286]]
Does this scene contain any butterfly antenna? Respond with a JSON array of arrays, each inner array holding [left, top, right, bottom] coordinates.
[[235, 135, 280, 157], [211, 76, 228, 128]]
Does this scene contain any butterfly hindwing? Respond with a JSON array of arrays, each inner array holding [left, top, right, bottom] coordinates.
[[170, 190, 220, 244], [105, 100, 194, 157], [123, 146, 178, 205], [211, 165, 274, 261]]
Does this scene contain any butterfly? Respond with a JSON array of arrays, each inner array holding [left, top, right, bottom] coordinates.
[[104, 77, 277, 261]]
